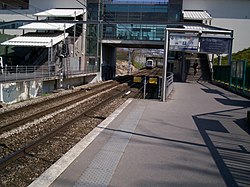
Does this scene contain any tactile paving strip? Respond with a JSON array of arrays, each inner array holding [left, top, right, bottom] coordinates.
[[73, 104, 146, 187]]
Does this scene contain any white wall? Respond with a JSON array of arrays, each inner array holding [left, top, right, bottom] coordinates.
[[183, 0, 250, 53]]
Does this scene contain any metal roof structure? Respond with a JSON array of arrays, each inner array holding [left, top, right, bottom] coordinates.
[[173, 23, 232, 34], [34, 8, 85, 18], [183, 10, 212, 20], [1, 33, 68, 47], [18, 22, 75, 31]]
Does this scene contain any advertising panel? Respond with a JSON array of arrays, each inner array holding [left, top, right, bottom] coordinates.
[[169, 34, 199, 52]]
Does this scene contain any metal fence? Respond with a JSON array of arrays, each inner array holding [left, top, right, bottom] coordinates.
[[213, 61, 250, 92], [0, 64, 99, 83], [213, 65, 231, 84]]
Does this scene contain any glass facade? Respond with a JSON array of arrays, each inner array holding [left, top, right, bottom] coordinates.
[[103, 3, 168, 23], [86, 0, 182, 56], [86, 1, 101, 56], [103, 24, 165, 41], [99, 0, 182, 41]]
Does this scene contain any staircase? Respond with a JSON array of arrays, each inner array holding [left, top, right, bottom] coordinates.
[[186, 54, 211, 82]]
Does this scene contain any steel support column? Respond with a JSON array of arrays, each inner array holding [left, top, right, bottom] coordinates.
[[162, 29, 169, 102]]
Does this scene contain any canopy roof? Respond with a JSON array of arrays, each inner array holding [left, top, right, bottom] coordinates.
[[175, 23, 232, 34], [1, 32, 68, 47], [183, 10, 212, 20], [34, 8, 85, 18], [19, 22, 75, 31]]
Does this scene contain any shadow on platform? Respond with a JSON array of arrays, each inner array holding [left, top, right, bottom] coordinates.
[[193, 110, 250, 187]]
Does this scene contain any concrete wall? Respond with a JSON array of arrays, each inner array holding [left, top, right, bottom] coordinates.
[[183, 0, 250, 53], [0, 73, 99, 104], [0, 80, 42, 104], [42, 74, 99, 92], [85, 73, 101, 84], [42, 80, 57, 93], [102, 45, 116, 80], [62, 77, 85, 89]]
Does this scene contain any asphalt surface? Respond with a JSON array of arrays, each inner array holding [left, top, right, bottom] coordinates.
[[30, 82, 250, 187]]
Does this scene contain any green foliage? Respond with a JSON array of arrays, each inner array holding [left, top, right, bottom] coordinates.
[[116, 49, 128, 61], [117, 49, 143, 69], [217, 47, 250, 65], [132, 61, 144, 69]]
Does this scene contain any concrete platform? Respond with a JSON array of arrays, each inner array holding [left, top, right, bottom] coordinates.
[[29, 82, 250, 187]]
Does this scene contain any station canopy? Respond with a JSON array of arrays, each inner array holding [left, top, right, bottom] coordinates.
[[18, 22, 75, 31], [174, 22, 232, 34], [1, 32, 69, 47], [34, 8, 85, 18], [182, 10, 212, 21]]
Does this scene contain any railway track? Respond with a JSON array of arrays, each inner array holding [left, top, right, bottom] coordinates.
[[0, 76, 143, 187], [0, 81, 118, 134], [133, 67, 163, 77], [0, 83, 128, 170]]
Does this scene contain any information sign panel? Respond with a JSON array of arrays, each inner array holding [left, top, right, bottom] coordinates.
[[200, 37, 230, 54], [169, 34, 199, 51]]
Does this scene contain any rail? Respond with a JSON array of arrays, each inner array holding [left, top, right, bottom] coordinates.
[[0, 83, 129, 170], [166, 72, 174, 86], [0, 65, 99, 83]]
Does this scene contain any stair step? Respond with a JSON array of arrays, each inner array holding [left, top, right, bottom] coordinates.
[[185, 53, 211, 82]]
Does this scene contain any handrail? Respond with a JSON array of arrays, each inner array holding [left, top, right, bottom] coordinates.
[[0, 65, 99, 83], [163, 72, 174, 101], [166, 72, 174, 86]]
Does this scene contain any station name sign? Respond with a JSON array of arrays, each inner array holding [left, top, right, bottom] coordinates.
[[199, 37, 230, 54], [169, 34, 199, 52]]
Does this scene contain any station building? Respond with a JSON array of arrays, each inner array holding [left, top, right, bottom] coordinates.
[[1, 0, 250, 53], [0, 0, 250, 103]]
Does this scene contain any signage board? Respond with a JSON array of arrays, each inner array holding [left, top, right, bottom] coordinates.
[[133, 76, 142, 83], [169, 34, 199, 51], [200, 37, 230, 54], [149, 78, 158, 84]]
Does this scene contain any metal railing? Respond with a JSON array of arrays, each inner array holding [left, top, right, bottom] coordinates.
[[213, 62, 250, 97], [0, 65, 99, 83], [0, 65, 50, 82], [165, 72, 174, 99]]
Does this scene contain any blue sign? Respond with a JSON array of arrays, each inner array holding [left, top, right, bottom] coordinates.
[[200, 37, 230, 54]]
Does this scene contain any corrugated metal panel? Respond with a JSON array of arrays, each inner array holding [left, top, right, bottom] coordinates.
[[34, 8, 85, 17], [19, 23, 74, 31], [183, 10, 212, 20], [1, 33, 69, 47], [183, 25, 211, 31]]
